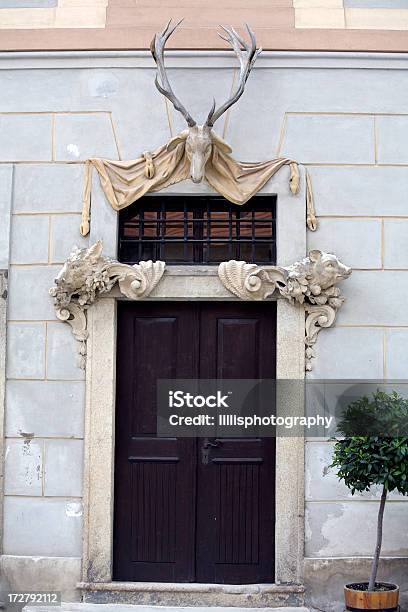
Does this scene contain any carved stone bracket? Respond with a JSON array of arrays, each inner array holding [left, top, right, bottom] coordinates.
[[50, 242, 350, 372], [49, 241, 165, 369], [218, 250, 352, 371]]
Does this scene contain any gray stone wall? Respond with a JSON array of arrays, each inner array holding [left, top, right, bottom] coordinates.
[[0, 52, 407, 607]]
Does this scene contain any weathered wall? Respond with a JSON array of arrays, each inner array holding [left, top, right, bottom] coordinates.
[[0, 52, 407, 609]]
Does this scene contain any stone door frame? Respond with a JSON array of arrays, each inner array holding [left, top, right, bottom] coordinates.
[[80, 167, 306, 589]]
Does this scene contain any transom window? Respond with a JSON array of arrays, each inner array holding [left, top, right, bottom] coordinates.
[[118, 196, 276, 265]]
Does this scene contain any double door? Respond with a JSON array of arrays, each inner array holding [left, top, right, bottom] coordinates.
[[113, 301, 276, 583]]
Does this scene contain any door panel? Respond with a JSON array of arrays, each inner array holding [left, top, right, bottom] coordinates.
[[196, 303, 276, 583], [113, 301, 276, 584], [113, 302, 198, 582]]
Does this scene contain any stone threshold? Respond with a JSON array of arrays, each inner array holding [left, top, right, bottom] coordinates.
[[78, 583, 305, 594], [25, 605, 310, 612], [78, 582, 305, 608]]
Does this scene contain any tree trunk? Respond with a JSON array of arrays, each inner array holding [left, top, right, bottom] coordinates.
[[368, 485, 387, 591]]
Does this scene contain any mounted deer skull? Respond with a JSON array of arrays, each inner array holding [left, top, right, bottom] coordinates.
[[150, 20, 262, 183]]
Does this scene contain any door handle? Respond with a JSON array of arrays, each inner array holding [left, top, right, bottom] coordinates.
[[201, 438, 222, 465], [202, 438, 221, 450]]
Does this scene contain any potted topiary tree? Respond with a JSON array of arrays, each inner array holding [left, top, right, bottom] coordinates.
[[330, 390, 408, 611]]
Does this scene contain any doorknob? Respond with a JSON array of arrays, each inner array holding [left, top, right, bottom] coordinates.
[[202, 438, 221, 449], [201, 438, 222, 465]]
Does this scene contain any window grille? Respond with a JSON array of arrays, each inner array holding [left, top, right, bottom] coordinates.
[[118, 196, 276, 265]]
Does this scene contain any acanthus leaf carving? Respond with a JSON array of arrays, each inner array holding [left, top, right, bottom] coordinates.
[[218, 250, 351, 371], [304, 304, 337, 372], [49, 241, 165, 369]]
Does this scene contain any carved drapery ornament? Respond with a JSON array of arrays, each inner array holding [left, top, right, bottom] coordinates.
[[218, 250, 352, 370], [80, 22, 317, 239], [49, 241, 165, 369]]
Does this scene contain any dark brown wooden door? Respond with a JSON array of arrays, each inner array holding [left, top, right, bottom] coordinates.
[[113, 301, 276, 584]]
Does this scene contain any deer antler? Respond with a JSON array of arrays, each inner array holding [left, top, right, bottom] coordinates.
[[150, 19, 197, 128], [205, 24, 262, 127]]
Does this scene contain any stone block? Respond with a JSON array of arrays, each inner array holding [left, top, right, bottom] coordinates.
[[281, 114, 375, 164], [50, 214, 88, 263], [6, 323, 46, 379], [73, 595, 306, 609], [295, 8, 345, 28], [307, 218, 381, 269], [60, 0, 108, 5], [0, 68, 108, 114], [339, 271, 408, 326], [0, 555, 81, 603], [383, 219, 408, 269], [3, 497, 82, 557], [0, 0, 56, 5], [346, 7, 408, 29], [44, 439, 83, 497], [46, 323, 85, 381], [308, 327, 384, 379], [307, 166, 408, 216], [54, 6, 106, 28], [345, 0, 408, 6], [386, 329, 408, 380], [5, 380, 85, 438], [8, 265, 60, 321], [0, 7, 54, 28], [13, 164, 84, 213], [10, 215, 49, 265], [295, 0, 343, 6], [0, 165, 13, 269], [305, 500, 408, 557], [54, 114, 118, 161], [0, 114, 52, 161], [4, 438, 43, 496], [377, 115, 408, 164]]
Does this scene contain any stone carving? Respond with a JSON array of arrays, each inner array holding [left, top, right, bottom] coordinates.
[[218, 250, 351, 371], [49, 241, 165, 368], [79, 23, 317, 239], [51, 242, 349, 372], [151, 20, 261, 184]]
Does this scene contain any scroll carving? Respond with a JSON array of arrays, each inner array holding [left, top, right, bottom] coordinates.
[[218, 250, 351, 371], [49, 241, 165, 369]]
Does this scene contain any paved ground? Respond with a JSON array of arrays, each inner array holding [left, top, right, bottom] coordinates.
[[24, 605, 311, 612]]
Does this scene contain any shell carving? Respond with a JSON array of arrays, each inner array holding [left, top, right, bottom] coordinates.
[[218, 261, 285, 301]]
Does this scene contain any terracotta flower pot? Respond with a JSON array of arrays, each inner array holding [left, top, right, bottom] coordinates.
[[344, 582, 399, 611]]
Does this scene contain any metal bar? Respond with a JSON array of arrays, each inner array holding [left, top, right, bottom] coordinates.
[[139, 209, 144, 262], [120, 237, 276, 245], [206, 202, 211, 265], [251, 210, 255, 263], [183, 197, 188, 263], [118, 196, 277, 265], [236, 209, 241, 261]]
